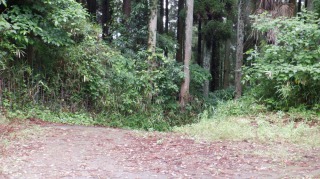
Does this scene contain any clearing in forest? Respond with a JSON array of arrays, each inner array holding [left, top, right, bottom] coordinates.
[[0, 119, 319, 178]]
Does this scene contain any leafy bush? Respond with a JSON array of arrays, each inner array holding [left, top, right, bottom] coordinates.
[[0, 0, 210, 131], [244, 12, 320, 110]]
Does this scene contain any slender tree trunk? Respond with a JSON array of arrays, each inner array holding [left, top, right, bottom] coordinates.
[[180, 0, 193, 108], [122, 0, 131, 19], [298, 0, 302, 12], [305, 0, 309, 9], [165, 0, 169, 33], [197, 17, 202, 66], [223, 40, 231, 89], [202, 42, 211, 98], [147, 0, 158, 102], [306, 0, 313, 11], [148, 0, 158, 54], [102, 0, 112, 41], [210, 40, 219, 91], [87, 0, 97, 15], [235, 0, 244, 99], [176, 0, 185, 63], [158, 0, 164, 34], [164, 0, 169, 56]]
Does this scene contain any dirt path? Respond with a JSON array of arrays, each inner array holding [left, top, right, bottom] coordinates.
[[0, 121, 320, 178]]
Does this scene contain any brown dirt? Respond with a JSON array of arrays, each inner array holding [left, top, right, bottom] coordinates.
[[0, 120, 319, 179]]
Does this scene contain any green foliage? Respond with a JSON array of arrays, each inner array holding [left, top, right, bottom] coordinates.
[[313, 0, 320, 16], [205, 87, 235, 106], [111, 0, 149, 52], [0, 0, 209, 131], [211, 95, 266, 117], [195, 0, 236, 42], [244, 12, 320, 110], [1, 0, 87, 47], [0, 0, 6, 6], [189, 64, 211, 96], [202, 20, 233, 41], [175, 96, 320, 146]]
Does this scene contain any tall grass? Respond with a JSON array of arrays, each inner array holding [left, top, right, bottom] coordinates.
[[174, 97, 320, 146]]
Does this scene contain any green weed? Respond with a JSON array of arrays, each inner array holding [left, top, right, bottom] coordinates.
[[175, 97, 320, 147]]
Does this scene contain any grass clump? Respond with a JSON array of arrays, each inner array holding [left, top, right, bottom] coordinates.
[[174, 97, 320, 147]]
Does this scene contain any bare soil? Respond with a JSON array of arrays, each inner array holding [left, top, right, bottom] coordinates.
[[0, 119, 319, 179]]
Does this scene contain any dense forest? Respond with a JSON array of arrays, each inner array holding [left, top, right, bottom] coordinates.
[[0, 0, 319, 130]]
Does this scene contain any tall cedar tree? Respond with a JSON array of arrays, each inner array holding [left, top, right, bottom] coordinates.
[[148, 0, 158, 54], [235, 0, 244, 99], [176, 0, 185, 63], [180, 0, 193, 108]]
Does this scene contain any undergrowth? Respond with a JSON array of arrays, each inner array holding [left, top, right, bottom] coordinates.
[[174, 96, 320, 147], [6, 104, 201, 131]]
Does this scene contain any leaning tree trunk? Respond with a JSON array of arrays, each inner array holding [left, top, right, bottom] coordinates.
[[180, 0, 193, 108], [235, 0, 244, 99]]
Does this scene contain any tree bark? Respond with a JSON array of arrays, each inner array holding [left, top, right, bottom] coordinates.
[[148, 0, 158, 54], [306, 0, 313, 11], [165, 0, 169, 34], [210, 40, 219, 91], [235, 0, 244, 99], [289, 0, 297, 14], [158, 0, 164, 34], [202, 41, 211, 98], [197, 17, 202, 66], [223, 40, 231, 89], [180, 0, 193, 108], [87, 0, 97, 15], [164, 0, 169, 56], [122, 0, 131, 19], [298, 0, 302, 12], [176, 0, 185, 63]]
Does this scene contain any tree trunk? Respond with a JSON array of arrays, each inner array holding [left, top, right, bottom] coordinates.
[[202, 41, 211, 98], [197, 17, 202, 66], [164, 0, 169, 56], [148, 0, 158, 54], [289, 0, 297, 14], [235, 0, 244, 99], [122, 0, 131, 19], [179, 0, 193, 108], [210, 40, 219, 91], [298, 0, 302, 12], [306, 0, 313, 11], [158, 0, 164, 34], [223, 40, 231, 89], [101, 0, 112, 41], [165, 0, 169, 34], [176, 0, 185, 63], [87, 0, 97, 15]]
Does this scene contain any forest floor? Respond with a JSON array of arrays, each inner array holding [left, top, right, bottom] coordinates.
[[0, 119, 320, 179]]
